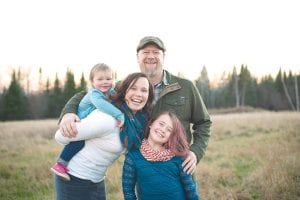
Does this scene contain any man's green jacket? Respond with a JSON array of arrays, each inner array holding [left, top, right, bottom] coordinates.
[[59, 70, 212, 163]]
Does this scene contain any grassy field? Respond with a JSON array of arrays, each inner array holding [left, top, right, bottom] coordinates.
[[0, 111, 299, 200]]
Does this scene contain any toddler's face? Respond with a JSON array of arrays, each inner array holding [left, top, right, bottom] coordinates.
[[92, 70, 113, 93]]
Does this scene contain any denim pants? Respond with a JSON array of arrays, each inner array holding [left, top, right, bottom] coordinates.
[[60, 140, 85, 161], [54, 174, 106, 200]]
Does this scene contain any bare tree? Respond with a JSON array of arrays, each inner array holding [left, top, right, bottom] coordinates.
[[281, 73, 295, 111], [233, 66, 240, 107], [295, 75, 299, 111]]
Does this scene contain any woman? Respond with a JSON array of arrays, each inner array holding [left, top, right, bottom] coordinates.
[[54, 72, 154, 200]]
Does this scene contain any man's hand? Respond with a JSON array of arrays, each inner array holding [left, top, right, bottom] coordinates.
[[59, 113, 80, 138], [182, 151, 197, 174]]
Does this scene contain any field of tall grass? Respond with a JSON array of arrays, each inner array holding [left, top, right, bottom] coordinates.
[[0, 111, 299, 200]]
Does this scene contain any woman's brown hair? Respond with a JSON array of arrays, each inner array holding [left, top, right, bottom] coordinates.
[[110, 72, 154, 115]]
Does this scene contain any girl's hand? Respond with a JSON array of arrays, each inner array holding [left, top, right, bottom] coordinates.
[[182, 151, 197, 174], [116, 120, 124, 128]]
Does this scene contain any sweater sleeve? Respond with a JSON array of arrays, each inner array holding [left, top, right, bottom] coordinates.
[[89, 89, 124, 122], [180, 170, 199, 200], [189, 81, 212, 163], [122, 154, 137, 200], [55, 110, 118, 145], [58, 90, 87, 123]]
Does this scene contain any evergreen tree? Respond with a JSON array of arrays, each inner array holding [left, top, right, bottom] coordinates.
[[210, 71, 232, 108], [0, 91, 4, 119], [77, 72, 87, 92], [45, 78, 50, 94], [245, 78, 258, 107], [47, 73, 63, 118], [195, 66, 211, 107], [63, 69, 77, 104], [38, 67, 43, 91], [275, 69, 283, 92], [239, 65, 251, 106], [2, 70, 28, 120], [257, 75, 280, 110], [221, 70, 236, 107]]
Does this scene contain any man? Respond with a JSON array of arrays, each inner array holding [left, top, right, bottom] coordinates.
[[59, 36, 211, 174]]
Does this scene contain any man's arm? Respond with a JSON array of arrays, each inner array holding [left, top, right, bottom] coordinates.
[[182, 82, 212, 174], [58, 90, 87, 137], [58, 90, 87, 123], [189, 83, 212, 162]]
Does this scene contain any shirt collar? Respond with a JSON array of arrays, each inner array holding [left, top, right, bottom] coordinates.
[[155, 70, 169, 87]]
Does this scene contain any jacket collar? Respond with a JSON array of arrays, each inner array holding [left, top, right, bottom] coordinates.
[[159, 70, 181, 98]]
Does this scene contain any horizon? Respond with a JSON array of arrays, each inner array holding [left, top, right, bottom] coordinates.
[[0, 64, 297, 92]]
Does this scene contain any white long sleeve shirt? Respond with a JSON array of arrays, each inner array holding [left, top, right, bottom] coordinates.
[[55, 110, 124, 183]]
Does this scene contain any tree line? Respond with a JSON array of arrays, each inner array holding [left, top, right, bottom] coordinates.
[[0, 65, 299, 121], [196, 65, 299, 111]]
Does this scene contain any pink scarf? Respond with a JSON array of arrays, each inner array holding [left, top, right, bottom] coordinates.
[[140, 139, 175, 161]]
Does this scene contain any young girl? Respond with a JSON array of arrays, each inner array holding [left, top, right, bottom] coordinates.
[[122, 111, 199, 200], [51, 63, 124, 181]]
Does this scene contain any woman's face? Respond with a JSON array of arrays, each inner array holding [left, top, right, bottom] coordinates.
[[125, 77, 150, 113]]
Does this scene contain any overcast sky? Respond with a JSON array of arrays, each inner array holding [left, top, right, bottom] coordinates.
[[0, 0, 299, 89]]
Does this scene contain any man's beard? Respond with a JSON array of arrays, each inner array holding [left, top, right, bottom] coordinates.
[[144, 69, 157, 78], [142, 64, 161, 78]]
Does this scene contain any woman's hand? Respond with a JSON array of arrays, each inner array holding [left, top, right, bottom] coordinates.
[[59, 113, 81, 138], [182, 151, 197, 174]]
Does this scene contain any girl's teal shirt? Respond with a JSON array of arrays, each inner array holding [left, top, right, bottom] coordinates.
[[122, 149, 199, 200]]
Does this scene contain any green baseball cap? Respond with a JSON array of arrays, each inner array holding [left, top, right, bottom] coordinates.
[[137, 36, 166, 52]]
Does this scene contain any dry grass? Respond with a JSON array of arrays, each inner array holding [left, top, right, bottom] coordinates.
[[0, 111, 299, 200], [199, 111, 300, 200]]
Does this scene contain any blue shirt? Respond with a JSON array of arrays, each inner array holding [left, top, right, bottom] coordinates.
[[77, 88, 124, 122], [122, 149, 199, 200]]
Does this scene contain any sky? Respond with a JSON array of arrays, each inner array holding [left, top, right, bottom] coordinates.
[[0, 0, 299, 90]]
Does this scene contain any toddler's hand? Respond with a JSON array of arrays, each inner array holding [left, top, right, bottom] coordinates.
[[116, 120, 124, 128]]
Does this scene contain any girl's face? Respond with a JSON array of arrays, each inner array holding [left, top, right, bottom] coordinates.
[[92, 70, 113, 93], [125, 77, 149, 113], [148, 114, 173, 147]]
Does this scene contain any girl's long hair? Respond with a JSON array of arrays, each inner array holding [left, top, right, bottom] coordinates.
[[144, 110, 190, 157]]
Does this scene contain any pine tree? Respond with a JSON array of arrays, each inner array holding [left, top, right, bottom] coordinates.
[[195, 66, 211, 107], [63, 69, 77, 104], [77, 72, 87, 92], [239, 65, 251, 106], [2, 70, 28, 120], [47, 73, 63, 118]]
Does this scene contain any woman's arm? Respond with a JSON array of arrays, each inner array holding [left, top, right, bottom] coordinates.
[[55, 110, 118, 145], [122, 155, 137, 200], [180, 168, 199, 200]]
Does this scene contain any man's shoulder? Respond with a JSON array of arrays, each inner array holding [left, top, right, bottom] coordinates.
[[166, 71, 193, 86]]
